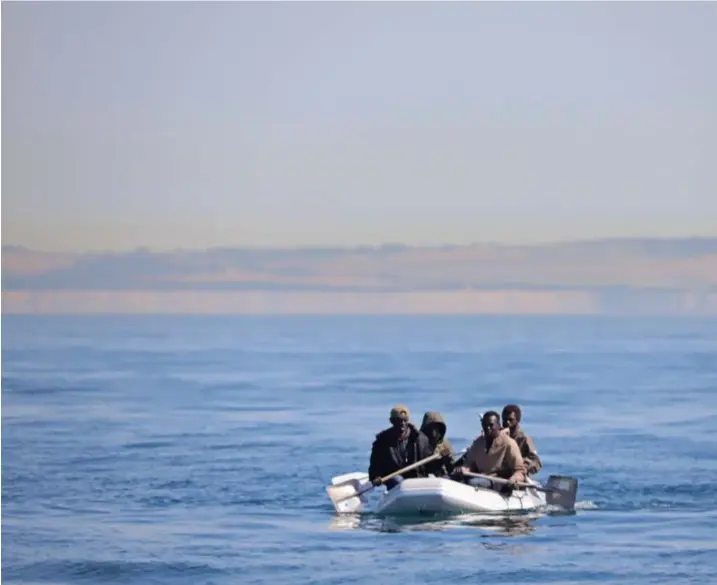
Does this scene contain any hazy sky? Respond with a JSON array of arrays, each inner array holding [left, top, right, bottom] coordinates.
[[3, 1, 716, 252]]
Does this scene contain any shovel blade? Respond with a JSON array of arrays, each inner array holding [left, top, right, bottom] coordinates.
[[545, 475, 578, 510], [326, 478, 371, 514]]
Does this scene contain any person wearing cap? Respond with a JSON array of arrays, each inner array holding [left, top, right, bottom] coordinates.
[[368, 404, 434, 490]]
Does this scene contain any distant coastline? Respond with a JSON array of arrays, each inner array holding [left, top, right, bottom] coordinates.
[[3, 238, 716, 315]]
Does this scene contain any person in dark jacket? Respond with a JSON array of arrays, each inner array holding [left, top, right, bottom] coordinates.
[[501, 404, 542, 476], [420, 411, 456, 477], [368, 404, 434, 489]]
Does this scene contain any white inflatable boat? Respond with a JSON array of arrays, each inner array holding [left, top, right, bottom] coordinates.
[[327, 472, 557, 516]]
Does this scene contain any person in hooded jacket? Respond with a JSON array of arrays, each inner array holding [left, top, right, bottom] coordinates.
[[368, 404, 434, 490], [420, 411, 456, 477]]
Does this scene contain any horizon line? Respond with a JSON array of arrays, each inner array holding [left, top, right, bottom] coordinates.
[[4, 312, 715, 318]]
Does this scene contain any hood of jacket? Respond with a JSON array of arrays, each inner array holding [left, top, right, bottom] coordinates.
[[420, 411, 447, 440]]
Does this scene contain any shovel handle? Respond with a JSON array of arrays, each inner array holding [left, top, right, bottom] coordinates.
[[462, 470, 567, 495], [461, 470, 533, 490], [382, 451, 442, 482], [355, 451, 443, 497]]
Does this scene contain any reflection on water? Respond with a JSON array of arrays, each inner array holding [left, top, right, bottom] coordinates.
[[327, 511, 542, 536], [454, 515, 538, 537], [327, 514, 363, 531]]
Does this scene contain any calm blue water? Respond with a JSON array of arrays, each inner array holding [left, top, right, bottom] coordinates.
[[2, 315, 717, 585]]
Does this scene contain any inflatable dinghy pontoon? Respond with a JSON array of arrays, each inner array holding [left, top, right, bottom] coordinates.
[[327, 472, 578, 516]]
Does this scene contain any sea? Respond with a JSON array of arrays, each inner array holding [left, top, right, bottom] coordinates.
[[2, 315, 716, 585]]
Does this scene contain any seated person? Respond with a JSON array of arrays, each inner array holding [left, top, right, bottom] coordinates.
[[368, 404, 433, 489], [456, 410, 526, 495], [420, 411, 456, 476], [502, 404, 542, 476]]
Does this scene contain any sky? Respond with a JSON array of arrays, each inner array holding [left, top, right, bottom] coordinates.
[[2, 1, 716, 252]]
